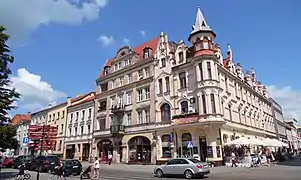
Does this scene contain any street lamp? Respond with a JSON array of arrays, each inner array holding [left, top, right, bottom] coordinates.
[[36, 123, 46, 180]]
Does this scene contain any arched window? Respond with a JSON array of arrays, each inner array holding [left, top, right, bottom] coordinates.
[[180, 101, 189, 113], [210, 94, 216, 113], [161, 135, 172, 158], [161, 103, 171, 122], [202, 94, 207, 114]]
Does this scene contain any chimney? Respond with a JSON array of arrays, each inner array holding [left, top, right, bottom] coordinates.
[[67, 96, 71, 106]]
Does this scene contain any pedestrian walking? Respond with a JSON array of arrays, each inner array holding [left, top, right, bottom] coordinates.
[[93, 157, 100, 178], [108, 153, 113, 165], [231, 152, 237, 167]]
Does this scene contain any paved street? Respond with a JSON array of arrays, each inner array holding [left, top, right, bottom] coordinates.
[[1, 158, 301, 180]]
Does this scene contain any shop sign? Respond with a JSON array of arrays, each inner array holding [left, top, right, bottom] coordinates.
[[172, 116, 199, 125]]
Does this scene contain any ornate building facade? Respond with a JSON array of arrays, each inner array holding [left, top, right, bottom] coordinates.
[[95, 7, 277, 164], [94, 38, 159, 164]]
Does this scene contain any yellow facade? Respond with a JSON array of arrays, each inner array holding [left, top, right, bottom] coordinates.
[[46, 103, 68, 156]]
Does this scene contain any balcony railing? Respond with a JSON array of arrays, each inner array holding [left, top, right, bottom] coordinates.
[[110, 125, 125, 134], [111, 103, 125, 113]]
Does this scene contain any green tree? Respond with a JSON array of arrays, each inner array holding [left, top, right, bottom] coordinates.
[[0, 26, 20, 125], [0, 125, 19, 149]]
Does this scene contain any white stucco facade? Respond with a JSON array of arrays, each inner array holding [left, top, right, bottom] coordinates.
[[16, 121, 30, 155]]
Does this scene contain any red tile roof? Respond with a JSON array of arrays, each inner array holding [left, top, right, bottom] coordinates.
[[69, 92, 95, 108], [99, 36, 160, 78], [12, 114, 31, 125]]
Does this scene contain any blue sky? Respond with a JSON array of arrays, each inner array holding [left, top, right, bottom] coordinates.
[[1, 0, 301, 122]]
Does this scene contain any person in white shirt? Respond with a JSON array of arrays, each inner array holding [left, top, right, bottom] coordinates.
[[108, 153, 113, 165], [231, 152, 237, 167], [93, 157, 100, 178]]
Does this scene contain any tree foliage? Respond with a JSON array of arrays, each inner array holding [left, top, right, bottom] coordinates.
[[0, 125, 19, 149], [0, 26, 20, 124]]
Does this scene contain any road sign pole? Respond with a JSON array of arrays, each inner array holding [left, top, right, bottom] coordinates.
[[36, 124, 46, 180]]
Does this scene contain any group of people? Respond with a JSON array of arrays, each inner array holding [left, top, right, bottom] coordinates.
[[230, 148, 276, 168]]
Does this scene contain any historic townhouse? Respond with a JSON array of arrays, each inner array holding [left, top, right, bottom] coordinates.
[[12, 113, 31, 155], [64, 92, 95, 161], [284, 118, 299, 150], [153, 7, 276, 165], [94, 38, 159, 164], [269, 98, 287, 143], [45, 102, 68, 156]]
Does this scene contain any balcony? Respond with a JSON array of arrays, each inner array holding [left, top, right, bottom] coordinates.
[[111, 103, 125, 114], [171, 112, 200, 126], [110, 125, 125, 135]]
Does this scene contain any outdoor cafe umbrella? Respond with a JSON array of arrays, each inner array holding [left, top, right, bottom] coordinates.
[[262, 138, 289, 148], [225, 137, 266, 146]]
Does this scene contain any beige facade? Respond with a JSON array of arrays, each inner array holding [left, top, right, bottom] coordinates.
[[46, 102, 68, 156], [94, 40, 159, 164]]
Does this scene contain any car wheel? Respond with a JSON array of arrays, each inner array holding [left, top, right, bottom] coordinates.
[[156, 169, 164, 178], [184, 170, 193, 179]]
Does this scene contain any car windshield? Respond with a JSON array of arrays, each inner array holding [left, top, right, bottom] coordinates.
[[188, 158, 201, 163]]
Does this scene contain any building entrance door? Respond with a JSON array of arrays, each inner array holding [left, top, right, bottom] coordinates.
[[199, 137, 207, 162]]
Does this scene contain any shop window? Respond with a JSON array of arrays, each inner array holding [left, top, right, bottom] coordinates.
[[98, 139, 113, 162], [181, 133, 193, 157], [161, 135, 172, 158], [128, 136, 151, 163], [160, 103, 171, 122]]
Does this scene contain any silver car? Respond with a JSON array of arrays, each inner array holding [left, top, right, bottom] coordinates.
[[154, 158, 210, 179]]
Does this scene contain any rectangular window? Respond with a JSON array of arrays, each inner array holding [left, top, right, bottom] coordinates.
[[161, 58, 166, 67], [145, 110, 150, 123], [179, 52, 184, 62], [87, 125, 91, 134], [126, 92, 132, 104], [207, 62, 212, 79], [128, 74, 132, 83], [137, 111, 143, 124], [120, 77, 124, 86], [145, 67, 150, 77], [202, 94, 207, 114], [118, 62, 122, 69], [75, 127, 78, 135], [145, 87, 150, 100], [138, 70, 143, 80], [203, 41, 209, 49], [126, 113, 132, 126], [114, 64, 118, 71], [70, 113, 73, 121], [199, 63, 204, 81], [88, 108, 92, 118], [60, 124, 64, 134], [69, 128, 71, 136], [62, 111, 65, 118], [158, 79, 163, 94], [137, 89, 143, 102], [210, 94, 216, 114], [81, 126, 84, 135], [165, 76, 170, 92], [118, 95, 123, 105], [112, 80, 116, 89], [76, 112, 79, 120], [82, 110, 85, 120], [179, 72, 187, 88]]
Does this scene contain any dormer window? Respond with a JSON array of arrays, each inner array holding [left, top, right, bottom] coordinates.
[[104, 67, 110, 75], [179, 52, 184, 62], [161, 58, 166, 67], [143, 48, 152, 59]]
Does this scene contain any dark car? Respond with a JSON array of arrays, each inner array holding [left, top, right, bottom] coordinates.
[[30, 155, 60, 172], [2, 157, 13, 168], [13, 155, 34, 169], [62, 159, 82, 176]]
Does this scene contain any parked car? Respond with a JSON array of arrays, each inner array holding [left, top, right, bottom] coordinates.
[[2, 157, 13, 168], [62, 159, 83, 176], [13, 155, 34, 169], [153, 158, 210, 179], [30, 155, 60, 172]]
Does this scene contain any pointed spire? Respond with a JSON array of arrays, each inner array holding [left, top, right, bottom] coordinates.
[[191, 6, 211, 34], [227, 44, 233, 62]]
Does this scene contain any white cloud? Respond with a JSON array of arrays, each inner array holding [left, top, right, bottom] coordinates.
[[97, 35, 115, 46], [139, 30, 146, 36], [123, 38, 130, 45], [267, 85, 301, 124], [10, 68, 66, 112], [0, 0, 108, 42]]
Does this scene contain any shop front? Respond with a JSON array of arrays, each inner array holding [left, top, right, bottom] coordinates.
[[97, 139, 113, 162], [128, 136, 151, 164]]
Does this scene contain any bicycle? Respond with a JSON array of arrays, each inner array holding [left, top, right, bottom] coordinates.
[[14, 170, 31, 180]]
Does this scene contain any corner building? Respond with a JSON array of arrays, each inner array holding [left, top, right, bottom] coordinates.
[[95, 7, 277, 165]]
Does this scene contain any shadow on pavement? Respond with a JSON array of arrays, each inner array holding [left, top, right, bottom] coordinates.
[[0, 171, 16, 179], [277, 158, 301, 167]]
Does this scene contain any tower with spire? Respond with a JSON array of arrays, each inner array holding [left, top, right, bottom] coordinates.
[[188, 6, 216, 53]]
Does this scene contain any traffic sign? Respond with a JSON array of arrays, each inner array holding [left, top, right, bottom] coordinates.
[[23, 137, 30, 144], [187, 141, 193, 148]]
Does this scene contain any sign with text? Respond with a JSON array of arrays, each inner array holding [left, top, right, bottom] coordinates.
[[171, 116, 199, 125]]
